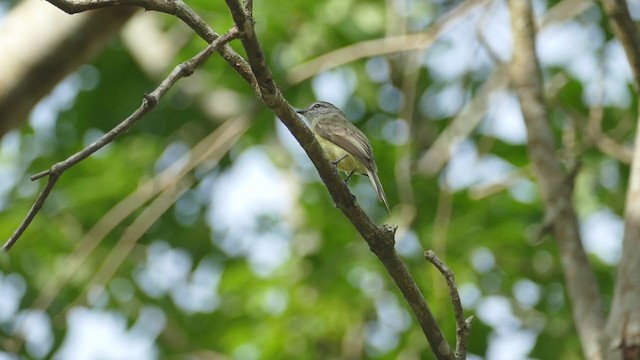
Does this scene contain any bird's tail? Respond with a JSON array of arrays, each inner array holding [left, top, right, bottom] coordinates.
[[367, 169, 390, 213]]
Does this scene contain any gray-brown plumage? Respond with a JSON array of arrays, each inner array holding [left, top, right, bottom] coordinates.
[[297, 101, 390, 213]]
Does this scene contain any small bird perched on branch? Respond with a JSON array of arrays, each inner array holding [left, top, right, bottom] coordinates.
[[297, 101, 390, 213]]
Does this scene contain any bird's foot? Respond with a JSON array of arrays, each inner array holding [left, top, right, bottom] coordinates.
[[332, 154, 348, 167], [343, 170, 355, 184]]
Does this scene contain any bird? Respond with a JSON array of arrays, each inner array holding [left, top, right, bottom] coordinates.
[[297, 101, 390, 213]]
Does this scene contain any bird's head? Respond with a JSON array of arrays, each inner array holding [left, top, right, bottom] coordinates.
[[296, 101, 342, 121]]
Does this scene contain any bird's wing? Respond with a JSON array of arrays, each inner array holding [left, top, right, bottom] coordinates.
[[313, 115, 375, 169]]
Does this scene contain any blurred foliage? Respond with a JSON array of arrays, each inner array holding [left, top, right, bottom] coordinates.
[[0, 0, 634, 359]]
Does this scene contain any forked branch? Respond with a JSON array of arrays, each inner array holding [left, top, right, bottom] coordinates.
[[44, 0, 257, 91], [425, 251, 473, 359], [2, 29, 239, 251]]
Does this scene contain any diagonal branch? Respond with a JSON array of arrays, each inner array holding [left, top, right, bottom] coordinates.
[[425, 250, 473, 360], [508, 1, 605, 359], [44, 0, 258, 93], [3, 173, 61, 251], [2, 28, 239, 251], [223, 1, 455, 358]]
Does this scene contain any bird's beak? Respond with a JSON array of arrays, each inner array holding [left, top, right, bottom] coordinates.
[[295, 109, 304, 114]]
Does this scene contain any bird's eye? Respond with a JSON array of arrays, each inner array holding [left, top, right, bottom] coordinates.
[[312, 103, 321, 109]]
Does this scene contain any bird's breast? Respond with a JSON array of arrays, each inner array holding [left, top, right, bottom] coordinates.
[[315, 135, 367, 174]]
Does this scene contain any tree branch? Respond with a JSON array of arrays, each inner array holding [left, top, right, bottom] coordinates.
[[508, 1, 605, 359], [2, 29, 239, 251], [43, 0, 258, 93], [425, 250, 473, 360], [3, 173, 61, 251], [223, 1, 454, 358]]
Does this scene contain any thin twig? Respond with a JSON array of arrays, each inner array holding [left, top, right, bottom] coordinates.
[[44, 0, 258, 93], [2, 29, 239, 251], [425, 250, 472, 360], [3, 173, 60, 251]]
